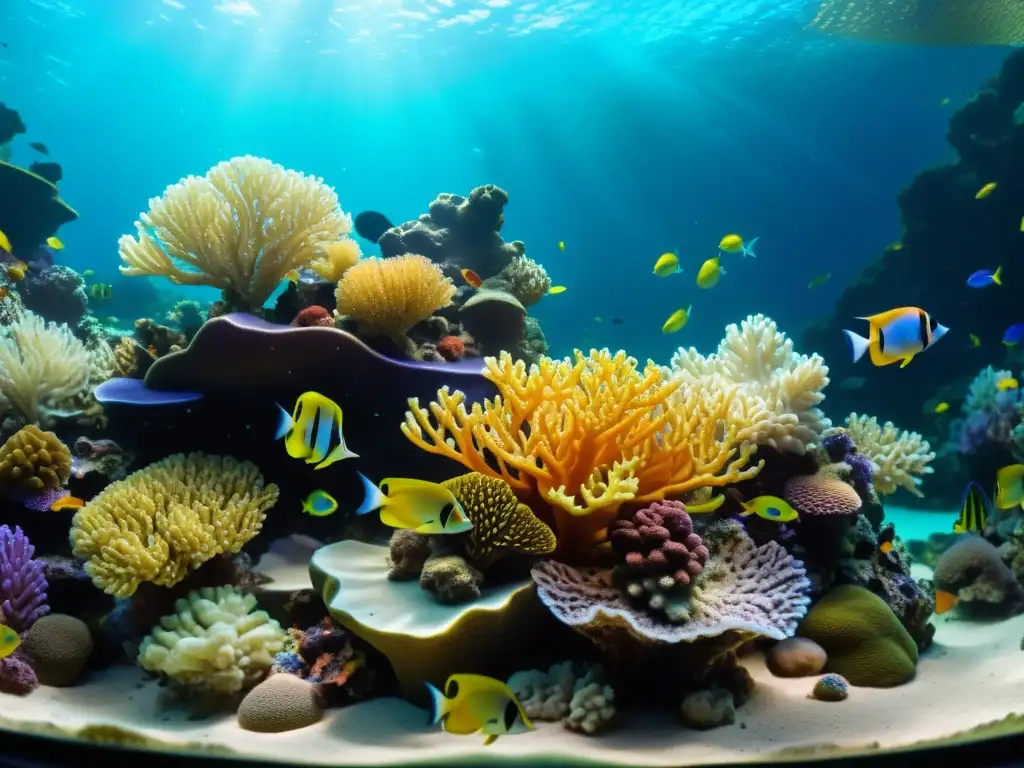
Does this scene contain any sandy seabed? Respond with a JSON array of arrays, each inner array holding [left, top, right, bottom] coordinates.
[[2, 593, 1023, 767]]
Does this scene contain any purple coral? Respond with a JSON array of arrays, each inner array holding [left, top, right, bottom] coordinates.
[[608, 500, 709, 622], [822, 431, 874, 497], [0, 525, 49, 632]]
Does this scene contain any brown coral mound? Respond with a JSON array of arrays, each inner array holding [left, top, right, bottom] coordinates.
[[0, 425, 71, 493], [22, 613, 94, 686], [442, 472, 556, 568], [784, 467, 862, 517]]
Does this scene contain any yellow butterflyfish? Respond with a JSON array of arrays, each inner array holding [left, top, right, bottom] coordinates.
[[275, 391, 358, 470]]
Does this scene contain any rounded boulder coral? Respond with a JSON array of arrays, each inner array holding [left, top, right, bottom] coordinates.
[[608, 500, 709, 622], [291, 305, 334, 328], [22, 613, 93, 686], [784, 466, 862, 517], [237, 674, 324, 733], [0, 425, 71, 494]]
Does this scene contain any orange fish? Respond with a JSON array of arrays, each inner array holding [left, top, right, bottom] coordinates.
[[879, 541, 893, 555], [147, 345, 159, 356], [0, 287, 8, 300], [460, 268, 483, 288], [50, 495, 85, 512], [934, 589, 958, 615]]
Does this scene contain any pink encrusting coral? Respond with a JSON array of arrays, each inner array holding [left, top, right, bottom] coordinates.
[[291, 305, 334, 328], [784, 470, 862, 517], [0, 650, 38, 695], [608, 501, 709, 621], [436, 335, 465, 362]]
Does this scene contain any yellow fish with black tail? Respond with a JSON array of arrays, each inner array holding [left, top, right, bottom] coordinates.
[[844, 306, 948, 368], [953, 481, 989, 534], [425, 673, 535, 746], [275, 391, 358, 470], [995, 464, 1024, 510], [739, 495, 800, 523], [0, 623, 20, 659], [355, 472, 473, 534]]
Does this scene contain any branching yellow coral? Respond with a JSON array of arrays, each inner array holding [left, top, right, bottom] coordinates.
[[336, 254, 456, 346], [403, 350, 767, 563], [831, 413, 934, 497], [117, 156, 353, 309], [70, 452, 279, 597]]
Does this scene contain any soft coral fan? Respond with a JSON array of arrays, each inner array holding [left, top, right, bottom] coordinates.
[[667, 314, 830, 455], [951, 366, 1023, 454]]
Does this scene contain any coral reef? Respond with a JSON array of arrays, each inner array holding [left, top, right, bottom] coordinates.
[[934, 537, 1024, 616], [403, 349, 768, 564], [118, 156, 355, 310], [137, 586, 286, 696], [608, 500, 709, 622], [0, 525, 48, 632], [784, 465, 863, 517], [810, 673, 849, 702], [335, 254, 456, 353], [952, 366, 1022, 455], [22, 613, 93, 686], [828, 414, 935, 497], [166, 299, 206, 339], [667, 314, 830, 455], [135, 318, 186, 357], [797, 585, 918, 687], [820, 431, 876, 501], [482, 255, 551, 308], [237, 674, 324, 733], [17, 265, 88, 327], [0, 161, 77, 255], [0, 425, 71, 495], [378, 185, 524, 277], [270, 618, 371, 704], [69, 452, 278, 597]]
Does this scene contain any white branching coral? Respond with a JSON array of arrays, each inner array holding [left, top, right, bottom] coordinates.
[[137, 586, 286, 694], [666, 314, 830, 454], [830, 413, 934, 497], [0, 310, 93, 424], [118, 155, 354, 309]]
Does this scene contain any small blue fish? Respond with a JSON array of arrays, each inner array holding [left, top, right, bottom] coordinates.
[[966, 266, 1002, 288], [1004, 323, 1024, 346], [301, 489, 338, 517]]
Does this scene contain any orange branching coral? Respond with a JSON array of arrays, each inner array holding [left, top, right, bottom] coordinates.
[[402, 349, 767, 564], [336, 254, 455, 348]]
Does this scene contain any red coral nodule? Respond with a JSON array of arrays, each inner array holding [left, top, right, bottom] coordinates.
[[437, 335, 466, 362], [291, 305, 334, 328]]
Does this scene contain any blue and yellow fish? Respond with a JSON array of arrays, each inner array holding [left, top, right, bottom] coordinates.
[[954, 482, 989, 534], [739, 495, 800, 523], [301, 489, 338, 517], [426, 673, 535, 746], [0, 623, 20, 659], [844, 307, 948, 368], [89, 283, 113, 301], [275, 391, 358, 470], [355, 472, 473, 534]]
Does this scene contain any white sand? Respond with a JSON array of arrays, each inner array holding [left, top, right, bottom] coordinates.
[[3, 609, 1023, 765]]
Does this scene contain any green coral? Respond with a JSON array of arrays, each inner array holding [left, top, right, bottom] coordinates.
[[797, 584, 918, 687]]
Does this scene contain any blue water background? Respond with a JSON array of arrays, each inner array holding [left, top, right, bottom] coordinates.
[[0, 0, 1010, 362]]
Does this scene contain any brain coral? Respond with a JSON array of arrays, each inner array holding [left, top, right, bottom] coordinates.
[[783, 466, 862, 517], [442, 472, 556, 569], [336, 254, 456, 347], [0, 425, 71, 493], [70, 453, 278, 598], [797, 584, 918, 687], [138, 586, 286, 695]]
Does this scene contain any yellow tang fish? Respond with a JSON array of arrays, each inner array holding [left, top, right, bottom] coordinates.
[[739, 495, 800, 523], [652, 252, 681, 277], [844, 306, 948, 368], [662, 305, 692, 334], [718, 234, 758, 258], [0, 229, 10, 253], [46, 236, 64, 250], [969, 333, 981, 348], [355, 472, 473, 534], [1020, 215, 1024, 233], [994, 463, 1024, 510], [685, 494, 725, 514], [275, 391, 358, 470], [547, 285, 567, 295], [953, 482, 988, 534], [0, 624, 20, 659], [557, 241, 565, 252], [426, 673, 535, 746], [997, 377, 1019, 392], [976, 182, 998, 199], [6, 262, 26, 282], [696, 256, 725, 288], [301, 489, 338, 517]]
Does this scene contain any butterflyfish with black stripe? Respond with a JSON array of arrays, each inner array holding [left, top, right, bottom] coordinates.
[[954, 481, 989, 534], [354, 472, 473, 535], [844, 306, 949, 369], [274, 391, 359, 470]]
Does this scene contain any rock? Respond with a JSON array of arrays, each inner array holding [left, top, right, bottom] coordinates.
[[420, 555, 484, 604], [237, 674, 324, 733], [810, 673, 849, 702], [679, 687, 735, 730], [22, 613, 94, 686], [387, 529, 431, 581], [459, 290, 526, 354], [766, 637, 828, 678]]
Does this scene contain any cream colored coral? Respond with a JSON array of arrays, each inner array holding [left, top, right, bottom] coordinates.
[[138, 586, 286, 694], [336, 254, 456, 341], [70, 453, 278, 597], [118, 156, 352, 309], [0, 310, 92, 423], [501, 255, 551, 307], [310, 238, 362, 283], [403, 349, 768, 563], [830, 413, 934, 497], [668, 314, 830, 455]]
